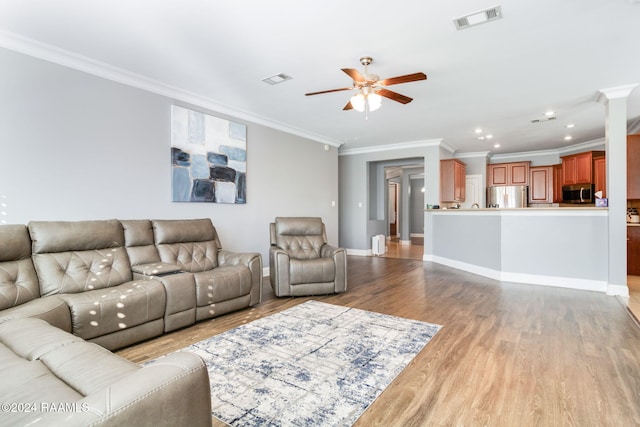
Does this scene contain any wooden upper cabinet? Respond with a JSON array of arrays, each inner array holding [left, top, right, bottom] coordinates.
[[488, 163, 508, 186], [628, 134, 640, 199], [561, 151, 604, 186], [487, 161, 530, 186], [562, 155, 577, 185], [552, 164, 563, 203], [440, 159, 466, 203], [529, 166, 553, 204]]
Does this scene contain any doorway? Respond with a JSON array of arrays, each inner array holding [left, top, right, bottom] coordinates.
[[388, 182, 399, 237]]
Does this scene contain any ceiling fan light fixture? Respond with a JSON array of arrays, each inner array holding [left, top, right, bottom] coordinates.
[[350, 91, 382, 113]]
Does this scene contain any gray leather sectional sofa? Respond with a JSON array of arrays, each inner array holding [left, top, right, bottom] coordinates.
[[0, 218, 262, 426]]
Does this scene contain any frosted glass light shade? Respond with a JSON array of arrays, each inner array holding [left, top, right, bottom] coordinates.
[[350, 93, 366, 112], [368, 93, 382, 111]]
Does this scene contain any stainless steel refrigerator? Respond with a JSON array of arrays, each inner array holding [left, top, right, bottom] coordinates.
[[487, 186, 528, 208]]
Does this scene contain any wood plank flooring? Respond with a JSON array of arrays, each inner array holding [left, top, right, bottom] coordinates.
[[117, 257, 640, 426]]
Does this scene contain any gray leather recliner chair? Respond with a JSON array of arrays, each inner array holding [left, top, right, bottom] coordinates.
[[269, 217, 347, 297]]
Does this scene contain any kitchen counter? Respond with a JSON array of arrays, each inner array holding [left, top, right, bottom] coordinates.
[[427, 206, 606, 212], [424, 207, 608, 292]]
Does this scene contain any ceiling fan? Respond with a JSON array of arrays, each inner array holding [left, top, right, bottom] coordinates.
[[305, 57, 427, 113]]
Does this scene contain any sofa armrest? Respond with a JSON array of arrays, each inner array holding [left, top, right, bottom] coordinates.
[[29, 352, 212, 427], [0, 296, 72, 332], [218, 250, 262, 305], [321, 245, 347, 293], [269, 247, 291, 297]]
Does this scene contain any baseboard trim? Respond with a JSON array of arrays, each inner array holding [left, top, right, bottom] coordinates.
[[424, 254, 610, 293], [607, 284, 630, 297], [346, 248, 372, 257]]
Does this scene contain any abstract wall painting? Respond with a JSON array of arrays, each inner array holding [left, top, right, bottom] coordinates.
[[171, 105, 247, 204]]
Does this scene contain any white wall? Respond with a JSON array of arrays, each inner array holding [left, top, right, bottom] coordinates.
[[0, 48, 339, 263]]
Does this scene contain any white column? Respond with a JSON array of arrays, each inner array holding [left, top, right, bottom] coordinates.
[[598, 84, 638, 296]]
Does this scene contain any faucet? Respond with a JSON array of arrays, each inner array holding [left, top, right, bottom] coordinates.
[[471, 203, 480, 208]]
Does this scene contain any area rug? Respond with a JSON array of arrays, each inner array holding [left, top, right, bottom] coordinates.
[[179, 300, 441, 426]]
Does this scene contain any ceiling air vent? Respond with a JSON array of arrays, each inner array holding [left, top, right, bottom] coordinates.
[[262, 73, 292, 85], [454, 5, 502, 30]]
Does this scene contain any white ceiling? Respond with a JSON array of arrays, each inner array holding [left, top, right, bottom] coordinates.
[[1, 0, 639, 155]]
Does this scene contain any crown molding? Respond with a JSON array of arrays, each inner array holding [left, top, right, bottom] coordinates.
[[454, 151, 491, 159], [0, 30, 343, 148], [339, 139, 446, 156], [490, 138, 606, 161]]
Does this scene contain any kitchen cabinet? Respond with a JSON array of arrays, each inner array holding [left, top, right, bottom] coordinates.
[[440, 159, 466, 203], [628, 134, 640, 199], [594, 157, 606, 198], [561, 151, 605, 186], [487, 161, 530, 186], [553, 164, 563, 203], [628, 226, 640, 275], [529, 166, 553, 204]]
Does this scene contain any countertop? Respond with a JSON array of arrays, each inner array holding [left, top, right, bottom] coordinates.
[[425, 206, 607, 211]]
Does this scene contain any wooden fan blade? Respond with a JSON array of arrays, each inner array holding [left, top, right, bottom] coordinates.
[[343, 101, 353, 111], [377, 88, 413, 104], [305, 87, 353, 96], [379, 72, 427, 86], [341, 68, 366, 82]]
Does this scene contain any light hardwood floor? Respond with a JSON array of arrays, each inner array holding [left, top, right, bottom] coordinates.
[[381, 237, 424, 260], [117, 257, 640, 426]]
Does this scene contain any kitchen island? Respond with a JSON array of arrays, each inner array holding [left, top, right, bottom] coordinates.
[[424, 207, 610, 293]]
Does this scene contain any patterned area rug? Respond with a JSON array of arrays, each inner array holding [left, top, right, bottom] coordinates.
[[180, 300, 441, 426]]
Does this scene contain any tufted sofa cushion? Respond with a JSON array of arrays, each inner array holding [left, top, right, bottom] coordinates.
[[0, 225, 40, 310], [274, 217, 326, 260], [153, 218, 220, 272], [29, 220, 133, 296]]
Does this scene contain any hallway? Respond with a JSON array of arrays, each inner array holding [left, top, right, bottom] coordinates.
[[381, 237, 424, 261]]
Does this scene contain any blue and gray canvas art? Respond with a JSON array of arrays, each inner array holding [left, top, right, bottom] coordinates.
[[171, 106, 247, 204]]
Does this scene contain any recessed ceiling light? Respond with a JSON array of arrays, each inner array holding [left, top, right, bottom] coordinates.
[[477, 136, 485, 140], [545, 111, 555, 117], [531, 116, 556, 123], [564, 135, 573, 141], [494, 143, 501, 148], [566, 124, 576, 128], [486, 134, 493, 139], [474, 128, 483, 134], [262, 73, 293, 85]]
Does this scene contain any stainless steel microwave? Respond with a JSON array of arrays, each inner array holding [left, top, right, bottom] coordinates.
[[562, 184, 594, 204]]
